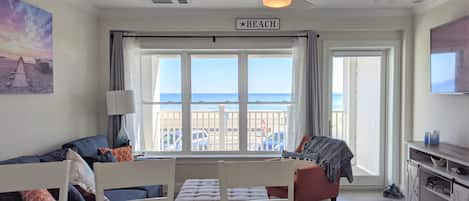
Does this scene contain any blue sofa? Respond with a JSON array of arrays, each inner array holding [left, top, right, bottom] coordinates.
[[0, 135, 162, 201]]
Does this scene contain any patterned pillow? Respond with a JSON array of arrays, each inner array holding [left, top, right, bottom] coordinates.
[[66, 149, 96, 194], [98, 146, 133, 162], [21, 189, 55, 201]]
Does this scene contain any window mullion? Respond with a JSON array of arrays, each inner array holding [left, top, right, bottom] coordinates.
[[239, 52, 248, 152], [181, 52, 191, 153]]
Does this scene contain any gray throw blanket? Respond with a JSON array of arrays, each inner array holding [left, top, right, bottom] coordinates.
[[282, 136, 354, 183]]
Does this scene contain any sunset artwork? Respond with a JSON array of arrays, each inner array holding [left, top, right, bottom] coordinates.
[[0, 0, 53, 94]]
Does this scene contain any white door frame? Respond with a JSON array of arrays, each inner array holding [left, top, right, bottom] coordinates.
[[333, 50, 387, 171], [323, 40, 402, 188]]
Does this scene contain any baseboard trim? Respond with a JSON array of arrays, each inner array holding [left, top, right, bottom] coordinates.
[[340, 185, 384, 190]]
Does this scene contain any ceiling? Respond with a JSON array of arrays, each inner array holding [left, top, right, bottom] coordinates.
[[85, 0, 444, 9]]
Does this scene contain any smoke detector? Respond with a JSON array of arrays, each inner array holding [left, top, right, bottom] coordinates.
[[152, 0, 190, 5]]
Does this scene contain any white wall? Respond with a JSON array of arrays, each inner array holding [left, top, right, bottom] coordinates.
[[0, 0, 99, 160], [97, 7, 414, 140], [97, 7, 414, 187], [413, 0, 469, 145]]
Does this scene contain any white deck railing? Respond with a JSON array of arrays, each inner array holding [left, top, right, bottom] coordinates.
[[156, 106, 345, 152], [331, 110, 346, 140]]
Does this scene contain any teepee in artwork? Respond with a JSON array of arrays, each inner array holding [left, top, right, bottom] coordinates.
[[12, 56, 29, 88]]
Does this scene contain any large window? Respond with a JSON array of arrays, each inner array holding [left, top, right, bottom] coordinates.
[[141, 51, 293, 154]]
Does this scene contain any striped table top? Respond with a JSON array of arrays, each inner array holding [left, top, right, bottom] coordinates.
[[175, 179, 269, 201]]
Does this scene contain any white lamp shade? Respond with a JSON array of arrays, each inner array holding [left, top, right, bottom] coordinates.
[[106, 90, 136, 115]]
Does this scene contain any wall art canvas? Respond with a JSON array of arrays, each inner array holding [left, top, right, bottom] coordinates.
[[0, 0, 53, 94]]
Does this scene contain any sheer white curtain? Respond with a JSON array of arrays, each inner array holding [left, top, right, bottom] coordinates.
[[287, 38, 308, 151], [123, 38, 143, 151]]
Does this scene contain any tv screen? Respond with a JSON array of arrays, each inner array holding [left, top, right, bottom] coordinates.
[[431, 16, 469, 94]]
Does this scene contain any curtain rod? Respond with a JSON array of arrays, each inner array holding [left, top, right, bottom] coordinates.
[[121, 34, 319, 39]]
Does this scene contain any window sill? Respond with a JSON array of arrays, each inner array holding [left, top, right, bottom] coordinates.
[[136, 153, 281, 160]]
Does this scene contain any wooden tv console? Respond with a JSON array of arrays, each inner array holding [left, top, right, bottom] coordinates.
[[408, 142, 469, 201]]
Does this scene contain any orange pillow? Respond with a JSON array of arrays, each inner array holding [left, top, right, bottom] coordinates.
[[21, 189, 55, 201], [98, 146, 133, 162]]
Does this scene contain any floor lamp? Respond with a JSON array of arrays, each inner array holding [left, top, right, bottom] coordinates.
[[107, 90, 135, 147]]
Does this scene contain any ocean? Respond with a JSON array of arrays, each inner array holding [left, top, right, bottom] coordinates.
[[156, 93, 344, 111]]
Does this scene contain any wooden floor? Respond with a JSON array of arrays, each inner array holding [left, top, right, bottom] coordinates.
[[337, 190, 404, 201]]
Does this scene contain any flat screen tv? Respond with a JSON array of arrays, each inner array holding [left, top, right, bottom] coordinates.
[[431, 16, 469, 94]]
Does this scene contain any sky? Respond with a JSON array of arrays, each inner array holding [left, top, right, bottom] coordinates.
[[155, 55, 348, 96], [332, 57, 344, 94], [156, 56, 294, 94], [0, 0, 53, 61]]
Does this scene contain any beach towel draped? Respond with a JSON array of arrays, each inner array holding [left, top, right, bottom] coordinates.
[[282, 136, 354, 183]]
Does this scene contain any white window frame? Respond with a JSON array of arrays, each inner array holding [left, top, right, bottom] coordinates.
[[140, 49, 293, 156], [323, 40, 402, 187]]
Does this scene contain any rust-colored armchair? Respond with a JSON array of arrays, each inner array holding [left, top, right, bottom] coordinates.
[[267, 136, 340, 201]]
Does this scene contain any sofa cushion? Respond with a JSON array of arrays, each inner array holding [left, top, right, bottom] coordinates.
[[63, 135, 109, 158], [0, 156, 40, 165], [104, 189, 147, 201], [83, 151, 116, 169], [39, 149, 68, 162]]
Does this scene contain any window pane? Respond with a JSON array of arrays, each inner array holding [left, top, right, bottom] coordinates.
[[142, 104, 182, 152], [332, 57, 344, 111], [142, 55, 181, 102], [248, 104, 290, 151], [191, 104, 239, 151], [247, 104, 289, 152], [248, 55, 293, 102], [191, 55, 238, 102]]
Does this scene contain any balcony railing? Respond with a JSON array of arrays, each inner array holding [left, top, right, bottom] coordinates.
[[331, 110, 346, 140], [154, 106, 345, 152]]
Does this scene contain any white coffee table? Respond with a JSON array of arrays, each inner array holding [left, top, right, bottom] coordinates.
[[175, 179, 269, 201]]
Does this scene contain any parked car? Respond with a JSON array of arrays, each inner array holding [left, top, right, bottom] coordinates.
[[257, 132, 285, 151], [161, 130, 209, 151]]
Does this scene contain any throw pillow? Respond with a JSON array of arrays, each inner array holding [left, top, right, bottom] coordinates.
[[67, 149, 110, 201], [98, 146, 133, 162], [21, 190, 55, 201], [39, 148, 69, 162], [66, 149, 96, 194], [83, 151, 117, 169]]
